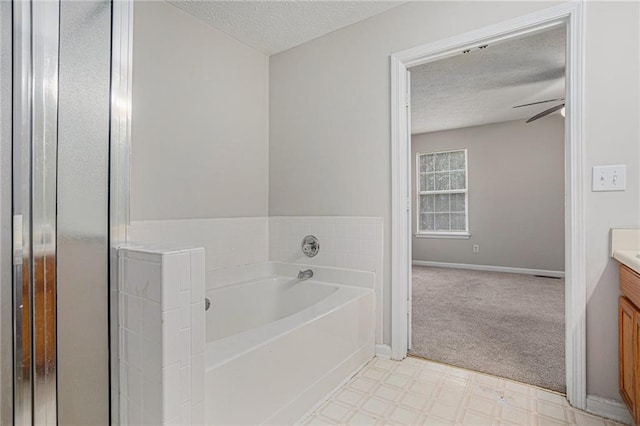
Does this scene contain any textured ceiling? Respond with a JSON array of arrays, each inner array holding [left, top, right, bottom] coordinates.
[[411, 26, 566, 134], [167, 0, 405, 55]]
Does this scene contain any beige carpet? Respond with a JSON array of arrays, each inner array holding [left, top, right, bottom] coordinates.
[[410, 266, 565, 393]]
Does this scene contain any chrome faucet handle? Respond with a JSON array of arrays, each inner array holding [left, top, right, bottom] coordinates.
[[301, 235, 320, 257]]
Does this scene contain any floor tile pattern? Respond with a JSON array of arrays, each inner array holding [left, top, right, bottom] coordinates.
[[303, 357, 625, 425]]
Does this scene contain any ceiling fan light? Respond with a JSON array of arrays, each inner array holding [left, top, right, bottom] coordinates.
[[560, 106, 566, 117]]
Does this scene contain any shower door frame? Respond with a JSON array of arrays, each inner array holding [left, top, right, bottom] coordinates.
[[0, 1, 13, 424], [109, 0, 134, 423], [1, 0, 134, 423], [11, 1, 61, 424]]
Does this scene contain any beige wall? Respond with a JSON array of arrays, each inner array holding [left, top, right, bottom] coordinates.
[[269, 1, 640, 401], [131, 1, 269, 220], [411, 118, 565, 272]]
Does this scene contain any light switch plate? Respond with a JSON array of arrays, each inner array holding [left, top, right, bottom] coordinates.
[[592, 165, 627, 191]]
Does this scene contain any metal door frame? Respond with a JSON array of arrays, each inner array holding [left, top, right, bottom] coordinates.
[[109, 1, 134, 423], [0, 1, 14, 423], [12, 1, 60, 424], [4, 1, 134, 423]]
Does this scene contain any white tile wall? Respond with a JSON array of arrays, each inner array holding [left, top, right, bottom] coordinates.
[[119, 245, 205, 425], [124, 216, 385, 396], [128, 217, 383, 340], [269, 216, 384, 343], [129, 217, 269, 272]]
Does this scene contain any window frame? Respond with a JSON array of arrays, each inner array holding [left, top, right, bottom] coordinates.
[[415, 148, 470, 238]]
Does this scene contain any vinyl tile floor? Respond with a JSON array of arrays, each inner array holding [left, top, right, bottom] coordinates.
[[302, 356, 626, 426]]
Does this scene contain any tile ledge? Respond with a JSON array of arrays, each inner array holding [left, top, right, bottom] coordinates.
[[120, 243, 205, 255]]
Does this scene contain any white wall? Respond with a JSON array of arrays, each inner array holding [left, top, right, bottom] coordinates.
[[269, 0, 640, 401], [411, 118, 565, 272], [131, 1, 269, 220], [583, 0, 640, 400]]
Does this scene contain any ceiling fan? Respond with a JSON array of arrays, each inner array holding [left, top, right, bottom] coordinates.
[[513, 98, 565, 123]]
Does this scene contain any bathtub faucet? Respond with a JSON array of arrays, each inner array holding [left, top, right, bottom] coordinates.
[[297, 269, 314, 280]]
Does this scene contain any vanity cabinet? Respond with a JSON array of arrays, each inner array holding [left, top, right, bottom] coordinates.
[[619, 264, 640, 424], [619, 295, 636, 415]]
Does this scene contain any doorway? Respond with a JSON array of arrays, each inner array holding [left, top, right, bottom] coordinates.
[[408, 26, 566, 392], [390, 2, 586, 409]]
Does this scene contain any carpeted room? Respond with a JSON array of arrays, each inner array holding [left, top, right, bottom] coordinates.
[[411, 266, 565, 392], [408, 26, 566, 394]]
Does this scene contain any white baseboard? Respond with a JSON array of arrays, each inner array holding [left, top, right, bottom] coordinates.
[[412, 260, 565, 278], [375, 344, 391, 359], [585, 395, 632, 424]]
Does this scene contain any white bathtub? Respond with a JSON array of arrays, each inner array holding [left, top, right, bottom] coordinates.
[[204, 262, 375, 425]]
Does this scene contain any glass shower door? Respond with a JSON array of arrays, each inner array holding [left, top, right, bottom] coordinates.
[[8, 1, 114, 424]]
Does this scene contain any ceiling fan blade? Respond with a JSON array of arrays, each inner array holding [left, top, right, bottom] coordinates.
[[514, 98, 565, 109], [526, 103, 565, 123]]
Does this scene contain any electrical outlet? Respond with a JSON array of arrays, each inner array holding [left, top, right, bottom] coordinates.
[[473, 244, 480, 253]]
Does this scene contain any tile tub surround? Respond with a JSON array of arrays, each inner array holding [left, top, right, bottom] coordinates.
[[128, 217, 269, 272], [118, 245, 205, 425], [129, 216, 385, 344], [304, 357, 624, 426], [269, 216, 384, 344]]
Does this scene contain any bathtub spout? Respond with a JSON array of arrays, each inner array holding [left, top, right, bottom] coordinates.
[[297, 269, 314, 280]]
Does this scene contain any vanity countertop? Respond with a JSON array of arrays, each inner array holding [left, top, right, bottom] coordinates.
[[611, 229, 640, 275], [614, 250, 640, 275]]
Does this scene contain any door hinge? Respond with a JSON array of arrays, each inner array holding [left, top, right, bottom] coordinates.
[[406, 199, 411, 212], [405, 94, 410, 108]]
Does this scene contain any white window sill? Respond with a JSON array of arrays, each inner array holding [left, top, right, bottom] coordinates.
[[414, 232, 471, 240]]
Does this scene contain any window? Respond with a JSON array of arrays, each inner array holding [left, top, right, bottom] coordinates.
[[416, 149, 468, 236]]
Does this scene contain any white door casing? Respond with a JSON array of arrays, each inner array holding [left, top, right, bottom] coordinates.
[[390, 1, 585, 410], [406, 70, 412, 352]]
